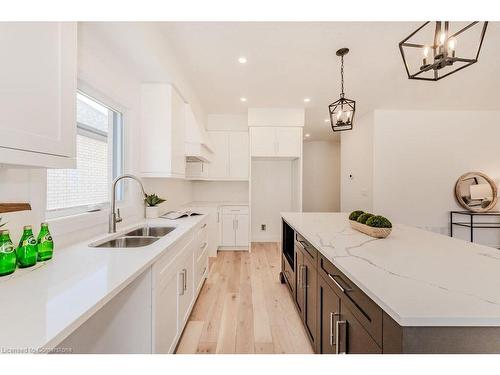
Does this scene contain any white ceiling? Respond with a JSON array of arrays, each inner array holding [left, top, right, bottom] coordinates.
[[161, 22, 500, 141]]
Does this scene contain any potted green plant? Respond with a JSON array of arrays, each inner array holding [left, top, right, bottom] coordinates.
[[348, 210, 392, 238], [144, 194, 166, 219]]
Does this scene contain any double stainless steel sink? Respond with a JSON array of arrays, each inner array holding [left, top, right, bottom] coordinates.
[[90, 226, 176, 248]]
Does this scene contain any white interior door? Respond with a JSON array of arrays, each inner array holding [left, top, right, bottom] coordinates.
[[235, 214, 249, 246], [207, 132, 229, 179], [276, 127, 302, 157], [221, 214, 236, 246], [0, 22, 76, 158], [229, 132, 249, 179], [250, 127, 277, 157]]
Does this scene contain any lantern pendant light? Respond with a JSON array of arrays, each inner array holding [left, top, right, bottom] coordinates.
[[399, 21, 488, 81], [329, 48, 356, 132]]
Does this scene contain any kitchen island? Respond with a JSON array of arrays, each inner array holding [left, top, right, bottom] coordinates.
[[281, 212, 500, 354]]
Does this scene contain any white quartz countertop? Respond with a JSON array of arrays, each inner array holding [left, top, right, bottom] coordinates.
[[281, 212, 500, 327], [0, 214, 206, 350]]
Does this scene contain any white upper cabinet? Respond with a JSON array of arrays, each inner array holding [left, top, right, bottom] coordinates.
[[250, 126, 302, 158], [275, 127, 302, 157], [228, 132, 249, 179], [0, 22, 77, 168], [207, 131, 230, 179], [140, 84, 186, 178], [203, 131, 249, 180], [249, 127, 276, 157]]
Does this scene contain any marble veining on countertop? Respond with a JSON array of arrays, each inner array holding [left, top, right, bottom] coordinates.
[[281, 212, 500, 327]]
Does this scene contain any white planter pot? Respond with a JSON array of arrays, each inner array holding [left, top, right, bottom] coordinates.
[[146, 206, 161, 219]]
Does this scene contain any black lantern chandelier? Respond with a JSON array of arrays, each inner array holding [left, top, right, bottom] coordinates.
[[329, 48, 355, 132], [399, 21, 488, 81]]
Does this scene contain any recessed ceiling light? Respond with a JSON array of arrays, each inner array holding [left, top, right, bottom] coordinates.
[[304, 98, 311, 103], [305, 133, 311, 137], [240, 97, 247, 102], [238, 57, 247, 64]]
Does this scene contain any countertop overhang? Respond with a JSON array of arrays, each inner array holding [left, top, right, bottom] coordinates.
[[281, 212, 500, 327]]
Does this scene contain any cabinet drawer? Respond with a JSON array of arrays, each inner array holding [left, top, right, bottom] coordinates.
[[282, 255, 295, 296], [295, 233, 317, 263], [340, 300, 382, 354], [318, 254, 383, 347], [221, 205, 248, 214]]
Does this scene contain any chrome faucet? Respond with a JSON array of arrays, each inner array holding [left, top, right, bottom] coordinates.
[[109, 174, 147, 233]]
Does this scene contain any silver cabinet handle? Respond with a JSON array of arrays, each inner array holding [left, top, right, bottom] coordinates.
[[179, 271, 185, 296], [235, 219, 239, 229], [327, 273, 352, 294], [329, 312, 340, 347], [335, 319, 347, 354], [302, 265, 307, 289], [200, 242, 207, 249], [217, 212, 220, 223], [183, 269, 187, 292], [201, 223, 207, 229], [297, 265, 303, 288]]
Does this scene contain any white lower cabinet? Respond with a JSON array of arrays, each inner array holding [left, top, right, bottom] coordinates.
[[177, 247, 194, 330], [220, 206, 249, 249], [152, 219, 208, 354], [154, 256, 182, 354]]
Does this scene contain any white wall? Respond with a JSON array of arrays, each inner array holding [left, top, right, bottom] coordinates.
[[192, 181, 248, 203], [0, 22, 203, 248], [340, 111, 374, 213], [251, 160, 294, 242], [302, 141, 340, 212], [372, 110, 500, 247], [207, 114, 247, 131]]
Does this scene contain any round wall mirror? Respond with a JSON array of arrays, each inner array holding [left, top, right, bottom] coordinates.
[[455, 172, 498, 212]]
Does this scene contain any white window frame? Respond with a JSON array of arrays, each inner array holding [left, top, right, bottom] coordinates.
[[45, 90, 124, 219]]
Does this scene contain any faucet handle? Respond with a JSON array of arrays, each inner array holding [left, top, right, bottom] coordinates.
[[116, 208, 123, 223]]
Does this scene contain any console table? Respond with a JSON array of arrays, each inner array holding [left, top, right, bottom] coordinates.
[[450, 210, 500, 244]]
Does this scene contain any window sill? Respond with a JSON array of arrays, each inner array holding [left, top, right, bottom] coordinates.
[[47, 209, 110, 237], [46, 203, 144, 241]]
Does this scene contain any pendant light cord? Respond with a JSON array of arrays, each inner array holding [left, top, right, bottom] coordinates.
[[340, 55, 345, 98]]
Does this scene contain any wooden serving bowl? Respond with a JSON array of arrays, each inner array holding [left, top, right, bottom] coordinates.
[[349, 220, 392, 239]]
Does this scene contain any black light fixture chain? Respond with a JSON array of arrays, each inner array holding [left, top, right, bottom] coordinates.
[[340, 55, 344, 97]]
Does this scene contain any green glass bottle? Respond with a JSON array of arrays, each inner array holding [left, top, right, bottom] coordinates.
[[17, 225, 38, 268], [37, 222, 53, 261], [0, 230, 16, 276]]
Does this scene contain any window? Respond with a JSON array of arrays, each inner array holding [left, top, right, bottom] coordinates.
[[46, 92, 124, 214]]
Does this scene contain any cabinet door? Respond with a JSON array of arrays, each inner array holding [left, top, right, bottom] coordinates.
[[0, 22, 76, 159], [154, 264, 179, 353], [170, 88, 186, 177], [250, 127, 276, 157], [221, 214, 236, 246], [295, 248, 305, 315], [276, 127, 302, 157], [207, 132, 229, 179], [234, 214, 249, 246], [177, 249, 194, 329], [229, 132, 249, 179], [318, 275, 341, 354], [303, 253, 317, 346], [338, 301, 382, 354]]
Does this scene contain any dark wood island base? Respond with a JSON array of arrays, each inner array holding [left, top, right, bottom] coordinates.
[[281, 218, 500, 354]]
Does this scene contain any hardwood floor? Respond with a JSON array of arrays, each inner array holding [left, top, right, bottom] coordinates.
[[175, 242, 314, 354]]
